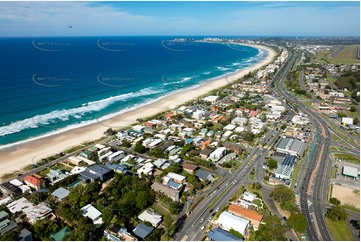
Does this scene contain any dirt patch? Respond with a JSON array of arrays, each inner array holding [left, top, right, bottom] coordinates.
[[332, 184, 360, 209], [275, 202, 291, 218]]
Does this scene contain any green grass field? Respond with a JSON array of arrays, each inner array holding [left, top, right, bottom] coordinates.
[[326, 218, 354, 241], [314, 45, 360, 65], [334, 153, 360, 164]]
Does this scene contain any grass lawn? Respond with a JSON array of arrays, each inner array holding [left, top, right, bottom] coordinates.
[[334, 153, 360, 164], [314, 45, 359, 65], [326, 218, 354, 241], [343, 204, 360, 213], [291, 161, 301, 187], [37, 167, 51, 177], [249, 173, 255, 181]]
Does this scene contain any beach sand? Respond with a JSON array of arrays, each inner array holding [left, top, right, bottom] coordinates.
[[0, 44, 276, 177]]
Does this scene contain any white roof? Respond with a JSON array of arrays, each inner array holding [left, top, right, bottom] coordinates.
[[222, 131, 233, 137], [148, 139, 162, 147], [203, 95, 219, 102], [94, 144, 105, 150], [9, 179, 23, 187], [81, 204, 103, 225], [217, 211, 249, 235], [70, 166, 87, 174], [132, 125, 145, 132], [166, 172, 186, 182], [224, 124, 236, 131], [153, 159, 167, 168], [138, 209, 162, 227], [7, 197, 32, 214], [108, 151, 124, 160], [343, 166, 358, 177]]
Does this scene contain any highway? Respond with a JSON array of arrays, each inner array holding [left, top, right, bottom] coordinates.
[[271, 49, 333, 241]]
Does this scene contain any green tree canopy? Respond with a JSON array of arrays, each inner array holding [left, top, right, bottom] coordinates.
[[329, 197, 341, 205], [326, 205, 348, 221], [267, 158, 278, 170], [287, 213, 308, 233]]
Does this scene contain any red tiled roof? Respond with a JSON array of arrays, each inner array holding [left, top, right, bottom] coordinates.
[[228, 203, 263, 222], [24, 175, 41, 187]]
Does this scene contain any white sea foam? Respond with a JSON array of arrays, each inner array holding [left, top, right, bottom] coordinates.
[[203, 71, 211, 74], [217, 66, 231, 71], [0, 87, 163, 137]]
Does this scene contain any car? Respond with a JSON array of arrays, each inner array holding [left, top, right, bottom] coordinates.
[[215, 207, 219, 212], [208, 217, 212, 221], [200, 226, 205, 231], [209, 209, 214, 213], [200, 218, 204, 223]]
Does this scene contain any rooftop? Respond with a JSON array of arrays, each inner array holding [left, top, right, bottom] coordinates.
[[228, 204, 263, 222]]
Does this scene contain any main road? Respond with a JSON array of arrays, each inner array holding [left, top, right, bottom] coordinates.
[[271, 49, 333, 241]]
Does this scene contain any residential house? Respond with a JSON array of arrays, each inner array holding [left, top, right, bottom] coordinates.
[[104, 225, 137, 241], [0, 182, 21, 197], [200, 148, 213, 159], [80, 204, 103, 225], [223, 141, 243, 154], [23, 203, 53, 224], [181, 163, 198, 174], [138, 208, 162, 227], [216, 211, 249, 236], [165, 172, 186, 184], [137, 162, 154, 177], [80, 164, 114, 183], [23, 175, 44, 190], [228, 203, 263, 230], [209, 147, 227, 162], [47, 169, 69, 185], [6, 197, 32, 214], [195, 170, 214, 182], [51, 187, 70, 201], [207, 228, 241, 241], [133, 223, 153, 240], [0, 210, 17, 235], [151, 182, 180, 202]]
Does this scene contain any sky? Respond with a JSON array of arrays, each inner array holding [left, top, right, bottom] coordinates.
[[0, 1, 359, 37]]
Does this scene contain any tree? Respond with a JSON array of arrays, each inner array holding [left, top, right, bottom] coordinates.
[[270, 185, 298, 212], [229, 228, 243, 239], [255, 215, 288, 240], [136, 191, 149, 210], [329, 197, 341, 205], [267, 158, 278, 170], [104, 128, 116, 136], [287, 213, 307, 233], [134, 141, 148, 154], [353, 117, 359, 125], [33, 218, 60, 240], [121, 139, 132, 148], [0, 230, 18, 241], [324, 89, 329, 94], [350, 106, 357, 112], [337, 112, 347, 118], [326, 205, 348, 221]]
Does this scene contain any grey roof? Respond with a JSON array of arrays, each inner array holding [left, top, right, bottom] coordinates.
[[195, 170, 213, 181], [80, 170, 99, 181], [133, 223, 153, 239], [0, 211, 8, 220], [88, 164, 112, 176], [208, 228, 241, 241], [51, 187, 70, 200], [19, 228, 32, 241], [277, 137, 291, 150]]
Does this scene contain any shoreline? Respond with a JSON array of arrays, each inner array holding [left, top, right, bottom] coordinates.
[[0, 43, 276, 176]]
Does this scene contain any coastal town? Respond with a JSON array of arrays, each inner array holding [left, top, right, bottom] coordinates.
[[0, 36, 359, 242]]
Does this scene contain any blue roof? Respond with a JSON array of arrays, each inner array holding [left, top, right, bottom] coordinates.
[[185, 138, 193, 144], [133, 223, 153, 239], [208, 228, 242, 241], [168, 180, 182, 190], [281, 155, 296, 167]]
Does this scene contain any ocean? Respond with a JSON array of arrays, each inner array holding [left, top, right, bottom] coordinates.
[[0, 36, 266, 147]]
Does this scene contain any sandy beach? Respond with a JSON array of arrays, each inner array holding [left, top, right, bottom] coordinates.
[[0, 44, 276, 176]]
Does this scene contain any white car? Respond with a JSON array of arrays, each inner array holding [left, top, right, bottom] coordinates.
[[200, 226, 205, 231], [215, 207, 219, 212]]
